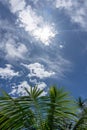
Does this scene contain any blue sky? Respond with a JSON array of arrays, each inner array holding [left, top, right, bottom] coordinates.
[[0, 0, 87, 98]]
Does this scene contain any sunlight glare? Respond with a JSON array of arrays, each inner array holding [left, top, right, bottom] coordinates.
[[34, 25, 56, 45]]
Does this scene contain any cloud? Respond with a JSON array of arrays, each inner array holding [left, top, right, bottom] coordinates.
[[0, 64, 19, 79], [21, 62, 55, 79], [54, 0, 87, 30], [10, 81, 47, 96], [18, 6, 56, 45], [36, 82, 47, 96], [0, 37, 28, 60], [9, 0, 26, 13], [8, 0, 56, 45], [0, 17, 28, 60], [10, 81, 30, 96], [55, 0, 72, 9], [37, 55, 72, 79], [37, 82, 47, 90], [0, 0, 72, 81], [59, 44, 64, 49], [5, 38, 28, 59]]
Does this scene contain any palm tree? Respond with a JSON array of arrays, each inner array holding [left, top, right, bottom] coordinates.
[[0, 86, 77, 130], [73, 97, 87, 130]]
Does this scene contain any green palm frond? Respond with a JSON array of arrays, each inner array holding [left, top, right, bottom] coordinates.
[[45, 86, 77, 130], [0, 89, 35, 129], [73, 97, 87, 130], [0, 86, 77, 130]]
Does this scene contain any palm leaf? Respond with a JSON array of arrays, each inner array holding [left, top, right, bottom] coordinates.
[[0, 86, 77, 130], [45, 86, 77, 130]]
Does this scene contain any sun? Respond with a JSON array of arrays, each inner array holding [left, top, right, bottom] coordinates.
[[34, 25, 56, 45]]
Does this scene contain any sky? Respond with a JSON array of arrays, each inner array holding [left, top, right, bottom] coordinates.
[[0, 0, 87, 98]]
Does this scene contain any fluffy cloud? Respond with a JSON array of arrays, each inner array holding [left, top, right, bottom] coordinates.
[[0, 64, 19, 79], [5, 38, 28, 59], [21, 62, 55, 79], [10, 81, 31, 96], [54, 0, 87, 30], [10, 81, 47, 96], [9, 0, 26, 13], [9, 0, 56, 45]]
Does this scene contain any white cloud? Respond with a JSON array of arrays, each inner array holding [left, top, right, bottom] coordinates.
[[21, 62, 55, 79], [0, 64, 19, 79], [38, 55, 72, 79], [10, 81, 31, 96], [54, 0, 87, 30], [55, 0, 72, 9], [18, 6, 56, 45], [5, 38, 28, 59], [37, 82, 47, 90], [59, 44, 64, 48], [36, 82, 47, 96], [9, 0, 56, 45], [29, 79, 37, 84], [10, 81, 47, 96], [9, 0, 26, 13]]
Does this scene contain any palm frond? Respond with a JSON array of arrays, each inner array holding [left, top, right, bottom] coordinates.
[[0, 86, 78, 130], [46, 86, 77, 130]]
